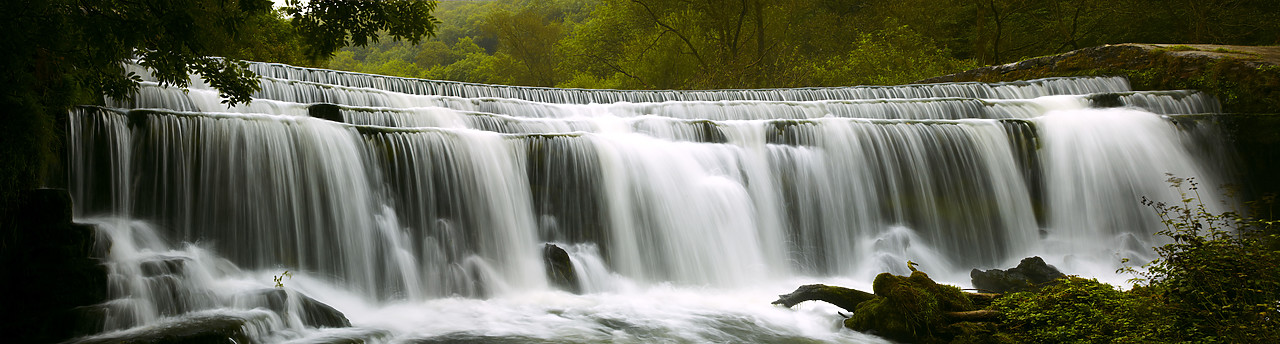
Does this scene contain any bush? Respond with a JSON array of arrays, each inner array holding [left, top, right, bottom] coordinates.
[[1133, 175, 1280, 343], [993, 277, 1169, 343], [994, 175, 1280, 343]]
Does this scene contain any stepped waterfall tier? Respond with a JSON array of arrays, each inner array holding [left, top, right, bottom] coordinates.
[[65, 62, 1234, 343]]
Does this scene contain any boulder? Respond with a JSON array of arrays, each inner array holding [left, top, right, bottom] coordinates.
[[241, 288, 352, 328], [542, 243, 582, 294], [970, 256, 1066, 293], [68, 311, 269, 344]]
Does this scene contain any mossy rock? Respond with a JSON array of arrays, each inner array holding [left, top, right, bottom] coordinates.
[[918, 44, 1280, 114], [845, 271, 976, 343]]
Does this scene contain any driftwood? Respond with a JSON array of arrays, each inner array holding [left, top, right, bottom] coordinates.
[[771, 284, 876, 312], [965, 292, 1002, 307], [945, 309, 1002, 322], [773, 283, 1004, 323], [776, 272, 1009, 343]]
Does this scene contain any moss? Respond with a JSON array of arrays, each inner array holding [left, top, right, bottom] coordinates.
[[845, 271, 977, 343], [1155, 45, 1199, 52], [948, 322, 1014, 344]]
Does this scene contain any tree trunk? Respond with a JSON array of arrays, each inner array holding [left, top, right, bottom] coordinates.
[[771, 284, 876, 312]]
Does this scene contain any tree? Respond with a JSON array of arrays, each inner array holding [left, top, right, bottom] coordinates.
[[484, 2, 566, 86], [0, 0, 439, 236]]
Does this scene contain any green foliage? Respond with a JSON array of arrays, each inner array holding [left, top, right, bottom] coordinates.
[[0, 0, 438, 239], [285, 0, 440, 61], [274, 270, 294, 288], [331, 0, 984, 89], [1131, 175, 1280, 342], [326, 0, 1278, 90], [986, 176, 1280, 343], [803, 25, 980, 86], [993, 277, 1169, 343]]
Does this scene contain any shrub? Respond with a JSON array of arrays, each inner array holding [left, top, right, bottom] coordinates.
[[994, 175, 1279, 343], [1133, 175, 1280, 343], [992, 277, 1169, 343]]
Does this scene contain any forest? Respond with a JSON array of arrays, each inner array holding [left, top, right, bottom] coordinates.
[[317, 0, 1279, 89]]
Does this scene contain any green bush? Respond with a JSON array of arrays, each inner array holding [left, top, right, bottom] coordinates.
[[1133, 175, 1280, 343], [994, 176, 1280, 343], [993, 277, 1169, 343]]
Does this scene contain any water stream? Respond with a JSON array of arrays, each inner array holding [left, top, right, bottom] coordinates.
[[65, 63, 1232, 343]]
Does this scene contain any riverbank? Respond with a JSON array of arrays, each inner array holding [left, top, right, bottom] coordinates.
[[919, 43, 1280, 114]]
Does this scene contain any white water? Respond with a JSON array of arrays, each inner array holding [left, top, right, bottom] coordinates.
[[66, 63, 1233, 343]]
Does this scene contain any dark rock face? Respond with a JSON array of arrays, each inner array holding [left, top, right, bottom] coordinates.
[[1, 189, 111, 344], [970, 256, 1066, 293], [242, 288, 353, 328], [542, 243, 582, 294], [309, 103, 344, 122]]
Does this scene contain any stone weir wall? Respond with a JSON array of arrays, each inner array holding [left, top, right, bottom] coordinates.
[[922, 43, 1280, 208]]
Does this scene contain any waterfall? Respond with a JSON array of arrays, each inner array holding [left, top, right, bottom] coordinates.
[[66, 62, 1232, 343]]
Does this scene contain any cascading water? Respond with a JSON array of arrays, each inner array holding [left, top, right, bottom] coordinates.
[[65, 62, 1234, 343]]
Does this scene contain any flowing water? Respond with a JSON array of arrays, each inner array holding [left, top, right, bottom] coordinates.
[[65, 63, 1233, 343]]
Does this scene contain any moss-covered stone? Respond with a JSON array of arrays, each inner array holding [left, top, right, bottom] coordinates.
[[844, 271, 978, 343]]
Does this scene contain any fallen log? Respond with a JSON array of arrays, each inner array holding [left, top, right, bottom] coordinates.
[[945, 309, 1002, 322], [965, 292, 1002, 307], [771, 284, 876, 312]]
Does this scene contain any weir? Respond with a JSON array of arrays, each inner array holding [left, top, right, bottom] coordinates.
[[65, 62, 1233, 343]]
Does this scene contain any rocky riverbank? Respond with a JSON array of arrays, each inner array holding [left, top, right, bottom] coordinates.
[[919, 43, 1280, 114]]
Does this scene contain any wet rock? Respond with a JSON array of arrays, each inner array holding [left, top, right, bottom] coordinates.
[[241, 288, 352, 328], [1087, 93, 1125, 108], [542, 243, 582, 294], [970, 256, 1066, 293], [309, 103, 344, 122], [285, 328, 392, 344], [139, 256, 190, 277], [68, 311, 267, 344]]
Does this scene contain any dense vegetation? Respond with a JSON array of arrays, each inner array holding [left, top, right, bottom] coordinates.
[[0, 0, 437, 231], [988, 177, 1280, 343], [329, 0, 1279, 89]]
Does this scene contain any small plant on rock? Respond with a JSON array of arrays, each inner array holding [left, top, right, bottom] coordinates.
[[274, 270, 293, 288]]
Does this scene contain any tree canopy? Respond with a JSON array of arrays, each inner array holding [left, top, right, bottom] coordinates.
[[327, 0, 1279, 89], [0, 0, 438, 225]]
